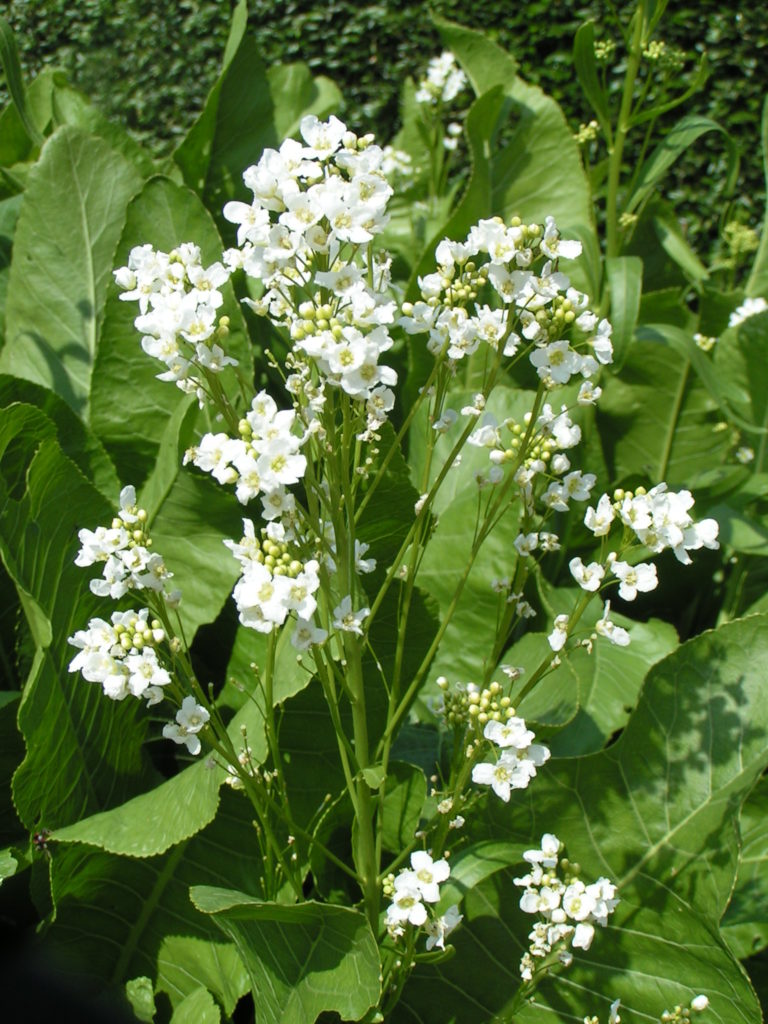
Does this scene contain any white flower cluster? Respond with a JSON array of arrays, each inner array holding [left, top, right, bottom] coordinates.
[[68, 608, 170, 704], [514, 834, 618, 981], [384, 851, 462, 950], [472, 716, 550, 801], [222, 115, 398, 429], [415, 51, 468, 105], [400, 215, 611, 389], [74, 486, 175, 601], [226, 518, 324, 643], [728, 295, 767, 327], [114, 242, 235, 402], [584, 484, 719, 565], [69, 491, 212, 757], [186, 390, 307, 513]]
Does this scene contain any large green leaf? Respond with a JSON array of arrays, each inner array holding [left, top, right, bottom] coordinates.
[[721, 775, 768, 959], [191, 886, 381, 1024], [409, 387, 532, 689], [51, 80, 157, 180], [51, 757, 221, 857], [91, 174, 251, 487], [573, 21, 612, 139], [401, 615, 768, 1022], [406, 86, 506, 303], [46, 788, 255, 1012], [598, 337, 732, 486], [490, 80, 599, 298], [746, 96, 768, 297], [173, 10, 276, 222], [0, 192, 22, 337], [712, 313, 768, 465], [515, 614, 678, 754], [148, 468, 244, 640], [432, 16, 518, 99], [0, 17, 43, 147], [0, 376, 120, 501], [267, 63, 341, 143], [1, 440, 150, 831], [170, 987, 220, 1024], [626, 114, 738, 217], [0, 692, 23, 846], [0, 126, 143, 415], [0, 39, 52, 163], [605, 255, 643, 368]]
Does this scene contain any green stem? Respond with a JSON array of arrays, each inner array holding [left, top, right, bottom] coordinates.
[[605, 7, 645, 260]]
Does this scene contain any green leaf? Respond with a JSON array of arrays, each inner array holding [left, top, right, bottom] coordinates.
[[0, 192, 22, 337], [149, 469, 244, 640], [174, 21, 275, 223], [722, 776, 768, 958], [433, 16, 518, 99], [191, 887, 381, 1024], [0, 376, 121, 502], [361, 764, 387, 790], [712, 313, 768, 448], [92, 174, 251, 487], [0, 691, 23, 845], [0, 17, 44, 147], [125, 977, 156, 1023], [746, 97, 768, 297], [267, 63, 341, 143], [573, 22, 612, 138], [406, 86, 506, 302], [491, 76, 600, 298], [381, 761, 427, 854], [598, 336, 732, 486], [0, 68, 54, 171], [172, 0, 250, 194], [0, 126, 143, 416], [626, 115, 738, 217], [410, 387, 530, 687], [516, 615, 678, 755], [0, 846, 19, 883], [278, 680, 348, 828], [1, 440, 151, 831], [51, 757, 221, 857], [652, 206, 710, 284], [170, 987, 220, 1024], [51, 80, 156, 179], [46, 788, 255, 1012], [605, 255, 643, 367]]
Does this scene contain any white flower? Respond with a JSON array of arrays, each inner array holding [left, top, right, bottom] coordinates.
[[595, 601, 631, 647], [548, 614, 569, 652], [332, 596, 370, 635], [569, 556, 605, 592], [386, 882, 427, 928], [163, 696, 210, 756], [610, 559, 658, 600], [425, 904, 462, 951], [409, 851, 450, 903], [483, 717, 535, 750], [584, 494, 615, 536], [691, 995, 709, 1012]]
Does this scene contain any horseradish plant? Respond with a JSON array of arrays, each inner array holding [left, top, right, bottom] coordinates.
[[66, 112, 718, 1021]]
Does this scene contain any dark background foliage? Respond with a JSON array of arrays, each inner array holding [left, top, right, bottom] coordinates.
[[2, 0, 765, 249]]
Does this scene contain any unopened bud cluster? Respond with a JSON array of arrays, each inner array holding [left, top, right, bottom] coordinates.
[[660, 995, 710, 1022], [437, 678, 513, 728]]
